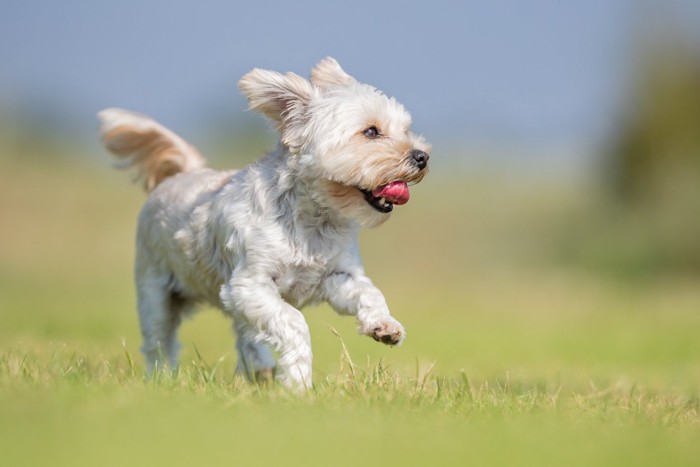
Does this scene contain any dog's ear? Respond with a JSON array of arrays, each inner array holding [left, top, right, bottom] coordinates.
[[310, 57, 356, 90], [238, 69, 315, 149]]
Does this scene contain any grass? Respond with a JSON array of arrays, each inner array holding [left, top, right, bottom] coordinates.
[[1, 155, 699, 466], [1, 346, 698, 466]]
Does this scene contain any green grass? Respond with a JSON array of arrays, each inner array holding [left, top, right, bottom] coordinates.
[[1, 157, 699, 466]]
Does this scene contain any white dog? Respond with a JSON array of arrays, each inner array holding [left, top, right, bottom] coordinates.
[[99, 58, 430, 390]]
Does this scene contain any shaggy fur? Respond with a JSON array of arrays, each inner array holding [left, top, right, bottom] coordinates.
[[99, 58, 431, 390]]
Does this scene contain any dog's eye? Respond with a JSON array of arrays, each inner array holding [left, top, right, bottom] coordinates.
[[363, 126, 380, 139]]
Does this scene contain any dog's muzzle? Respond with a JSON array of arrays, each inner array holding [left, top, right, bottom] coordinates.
[[359, 150, 428, 214]]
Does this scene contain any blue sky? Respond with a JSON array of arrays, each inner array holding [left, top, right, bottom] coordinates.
[[1, 0, 698, 157]]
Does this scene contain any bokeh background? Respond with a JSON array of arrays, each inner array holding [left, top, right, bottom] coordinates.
[[0, 0, 700, 465], [4, 0, 700, 263], [3, 0, 700, 364], [1, 2, 700, 464], [3, 0, 700, 371]]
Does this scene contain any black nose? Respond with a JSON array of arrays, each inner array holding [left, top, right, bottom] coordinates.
[[410, 150, 430, 170]]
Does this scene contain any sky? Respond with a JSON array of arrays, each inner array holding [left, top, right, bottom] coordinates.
[[1, 0, 699, 161]]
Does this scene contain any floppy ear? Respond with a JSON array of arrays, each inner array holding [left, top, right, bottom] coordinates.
[[238, 68, 315, 150], [310, 57, 356, 89]]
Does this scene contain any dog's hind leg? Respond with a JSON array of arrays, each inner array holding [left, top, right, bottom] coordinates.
[[233, 319, 276, 383], [136, 271, 186, 373]]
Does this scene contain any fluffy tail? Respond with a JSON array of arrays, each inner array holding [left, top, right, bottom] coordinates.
[[98, 108, 205, 192]]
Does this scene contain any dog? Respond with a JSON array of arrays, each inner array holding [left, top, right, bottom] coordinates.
[[98, 58, 430, 390]]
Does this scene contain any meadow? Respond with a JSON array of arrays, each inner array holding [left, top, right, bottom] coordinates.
[[1, 152, 699, 466]]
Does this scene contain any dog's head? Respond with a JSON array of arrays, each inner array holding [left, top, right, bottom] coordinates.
[[239, 57, 430, 227]]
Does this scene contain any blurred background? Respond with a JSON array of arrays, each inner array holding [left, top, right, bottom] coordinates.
[[1, 0, 700, 382]]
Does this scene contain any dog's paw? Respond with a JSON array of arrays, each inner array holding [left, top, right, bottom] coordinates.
[[363, 319, 405, 346]]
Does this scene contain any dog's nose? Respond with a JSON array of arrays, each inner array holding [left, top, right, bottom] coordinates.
[[409, 150, 430, 170]]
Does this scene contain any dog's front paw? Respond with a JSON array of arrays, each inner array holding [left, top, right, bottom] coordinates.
[[362, 319, 405, 346]]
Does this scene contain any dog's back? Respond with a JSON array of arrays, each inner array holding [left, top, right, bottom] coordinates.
[[137, 167, 238, 306]]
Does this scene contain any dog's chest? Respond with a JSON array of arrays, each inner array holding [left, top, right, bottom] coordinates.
[[274, 253, 333, 307], [266, 218, 353, 308]]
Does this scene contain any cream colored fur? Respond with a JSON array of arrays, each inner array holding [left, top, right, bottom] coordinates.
[[99, 108, 205, 191], [98, 58, 430, 391]]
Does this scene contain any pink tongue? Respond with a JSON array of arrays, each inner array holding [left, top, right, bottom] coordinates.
[[371, 181, 410, 205]]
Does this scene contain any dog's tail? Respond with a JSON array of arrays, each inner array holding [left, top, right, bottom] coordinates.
[[98, 108, 205, 192]]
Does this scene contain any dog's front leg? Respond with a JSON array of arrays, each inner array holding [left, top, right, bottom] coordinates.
[[221, 276, 312, 391], [322, 271, 405, 346]]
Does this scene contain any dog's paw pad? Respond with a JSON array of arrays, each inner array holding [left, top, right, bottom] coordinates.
[[370, 323, 404, 346]]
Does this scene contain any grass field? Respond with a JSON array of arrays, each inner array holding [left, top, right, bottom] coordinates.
[[1, 154, 699, 466]]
